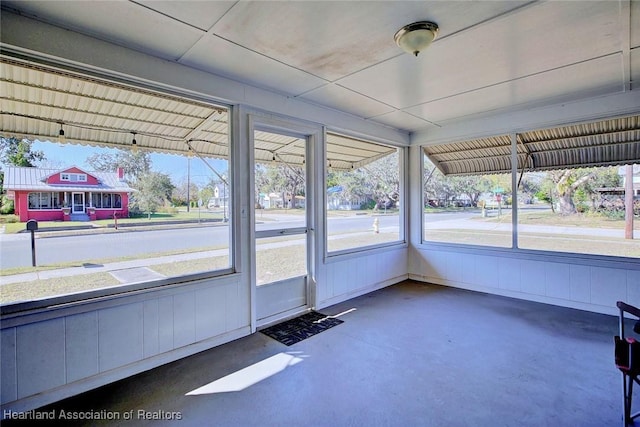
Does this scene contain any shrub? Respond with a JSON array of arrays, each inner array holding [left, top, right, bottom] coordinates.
[[0, 198, 14, 214], [575, 203, 588, 213], [360, 200, 376, 210], [157, 205, 179, 214], [0, 214, 19, 223]]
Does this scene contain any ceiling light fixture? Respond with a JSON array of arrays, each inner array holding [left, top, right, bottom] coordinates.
[[131, 132, 138, 153], [394, 21, 439, 57]]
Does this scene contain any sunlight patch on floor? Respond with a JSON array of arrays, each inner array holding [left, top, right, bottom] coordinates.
[[185, 352, 304, 395]]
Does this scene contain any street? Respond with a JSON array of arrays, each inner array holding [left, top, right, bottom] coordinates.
[[0, 214, 401, 270]]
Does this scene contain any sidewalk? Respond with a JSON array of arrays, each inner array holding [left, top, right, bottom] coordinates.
[[0, 227, 395, 287], [424, 216, 640, 238]]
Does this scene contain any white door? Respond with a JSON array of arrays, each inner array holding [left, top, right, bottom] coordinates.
[[72, 192, 85, 213], [253, 126, 312, 326]]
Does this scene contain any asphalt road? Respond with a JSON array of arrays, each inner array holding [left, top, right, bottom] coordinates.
[[0, 214, 401, 270]]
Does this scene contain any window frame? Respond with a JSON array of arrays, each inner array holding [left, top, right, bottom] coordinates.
[[2, 107, 235, 315], [60, 173, 87, 182], [27, 192, 61, 210], [419, 137, 640, 266], [90, 193, 123, 209], [324, 130, 407, 260]]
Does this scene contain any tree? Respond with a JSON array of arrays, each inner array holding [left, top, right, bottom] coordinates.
[[449, 174, 495, 207], [86, 149, 151, 181], [423, 157, 495, 207], [0, 137, 45, 167], [576, 166, 620, 212], [256, 163, 305, 209], [362, 152, 399, 209], [276, 164, 305, 208], [172, 180, 200, 207], [198, 186, 214, 207], [547, 169, 595, 215], [519, 173, 543, 204], [0, 137, 46, 213], [129, 172, 175, 219], [329, 169, 368, 204], [255, 165, 269, 207]]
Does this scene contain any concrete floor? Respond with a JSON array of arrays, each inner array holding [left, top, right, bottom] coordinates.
[[10, 281, 627, 426]]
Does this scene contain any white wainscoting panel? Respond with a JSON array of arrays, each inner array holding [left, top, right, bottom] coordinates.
[[318, 247, 408, 308], [143, 300, 160, 358], [172, 292, 196, 349], [591, 267, 628, 309], [98, 303, 144, 372], [65, 311, 99, 383], [17, 319, 66, 399], [628, 270, 640, 306], [410, 247, 640, 315], [499, 257, 521, 292], [1, 275, 248, 411], [1, 328, 17, 403], [570, 265, 592, 303]]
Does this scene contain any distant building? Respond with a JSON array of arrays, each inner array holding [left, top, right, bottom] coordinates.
[[621, 165, 640, 196], [3, 166, 133, 222], [258, 192, 282, 209], [326, 186, 365, 210], [207, 183, 229, 209], [597, 165, 640, 197]]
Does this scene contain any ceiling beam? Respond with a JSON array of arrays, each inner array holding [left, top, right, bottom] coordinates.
[[412, 91, 640, 146]]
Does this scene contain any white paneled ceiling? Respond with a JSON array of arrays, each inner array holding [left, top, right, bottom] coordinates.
[[0, 0, 638, 136]]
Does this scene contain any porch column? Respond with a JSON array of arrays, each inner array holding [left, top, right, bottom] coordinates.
[[87, 192, 96, 220], [62, 192, 71, 221]]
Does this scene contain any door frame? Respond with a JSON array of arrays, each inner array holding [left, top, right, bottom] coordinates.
[[72, 192, 85, 213], [248, 112, 322, 329]]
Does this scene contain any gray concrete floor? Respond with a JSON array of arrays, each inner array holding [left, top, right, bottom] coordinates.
[[12, 281, 627, 426]]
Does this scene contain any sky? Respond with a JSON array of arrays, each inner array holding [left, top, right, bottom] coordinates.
[[31, 139, 228, 187]]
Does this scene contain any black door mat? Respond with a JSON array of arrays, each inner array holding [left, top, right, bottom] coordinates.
[[260, 311, 344, 346]]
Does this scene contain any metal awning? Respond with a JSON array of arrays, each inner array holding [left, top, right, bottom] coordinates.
[[326, 133, 397, 171], [0, 57, 230, 158], [424, 115, 640, 176], [0, 56, 397, 170]]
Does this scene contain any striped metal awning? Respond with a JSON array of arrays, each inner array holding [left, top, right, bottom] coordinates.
[[0, 57, 397, 169], [0, 57, 230, 159], [326, 133, 397, 171], [424, 115, 640, 176]]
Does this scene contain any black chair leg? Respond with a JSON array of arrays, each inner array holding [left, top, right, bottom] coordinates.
[[626, 375, 633, 425]]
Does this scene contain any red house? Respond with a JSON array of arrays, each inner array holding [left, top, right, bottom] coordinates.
[[3, 166, 132, 222]]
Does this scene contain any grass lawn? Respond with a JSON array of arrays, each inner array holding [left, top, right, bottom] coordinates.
[[1, 272, 119, 305], [0, 210, 227, 234], [152, 256, 230, 277], [0, 208, 397, 234], [0, 231, 401, 304], [2, 206, 638, 304], [424, 228, 640, 257], [0, 245, 226, 277], [517, 210, 639, 229]]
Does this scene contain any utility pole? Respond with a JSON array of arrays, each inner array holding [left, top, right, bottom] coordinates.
[[223, 176, 227, 222], [625, 164, 634, 239], [186, 156, 191, 213]]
